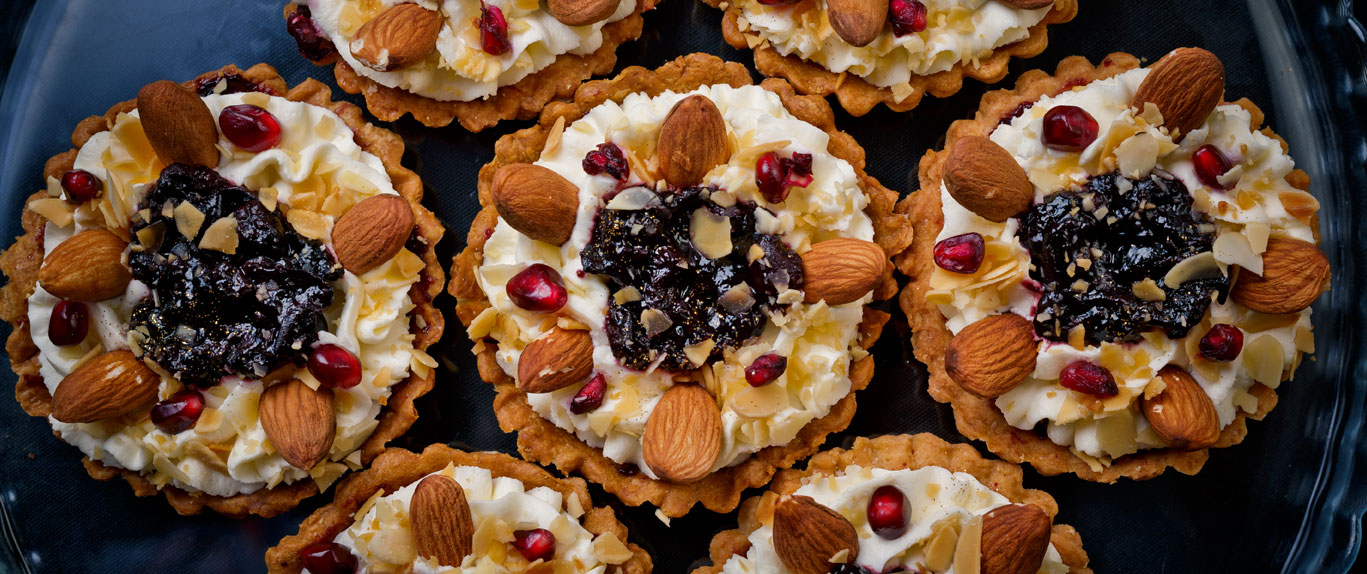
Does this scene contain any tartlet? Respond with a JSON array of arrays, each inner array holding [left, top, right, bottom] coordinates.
[[265, 444, 652, 574], [447, 53, 912, 517], [0, 64, 445, 517], [283, 0, 658, 131], [895, 49, 1329, 481], [695, 433, 1091, 574], [703, 0, 1077, 115]]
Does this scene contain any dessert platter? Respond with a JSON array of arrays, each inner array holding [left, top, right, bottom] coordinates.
[[0, 0, 1364, 573]]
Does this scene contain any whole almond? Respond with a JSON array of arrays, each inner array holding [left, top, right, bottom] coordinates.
[[259, 379, 336, 469], [517, 327, 595, 393], [980, 504, 1052, 574], [997, 0, 1054, 8], [38, 229, 132, 302], [51, 350, 161, 423], [826, 0, 889, 47], [641, 384, 722, 484], [1141, 366, 1220, 450], [332, 194, 415, 274], [801, 238, 886, 306], [492, 163, 580, 246], [657, 94, 731, 188], [944, 136, 1035, 222], [1131, 47, 1225, 142], [1230, 237, 1329, 314], [350, 3, 443, 71], [772, 495, 860, 574], [946, 314, 1038, 398], [547, 0, 621, 26], [411, 474, 475, 567], [137, 80, 220, 168]]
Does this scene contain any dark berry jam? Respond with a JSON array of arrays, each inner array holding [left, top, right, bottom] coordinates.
[[1017, 172, 1227, 345], [286, 5, 337, 62], [128, 164, 341, 387], [194, 73, 267, 97], [580, 186, 803, 372]]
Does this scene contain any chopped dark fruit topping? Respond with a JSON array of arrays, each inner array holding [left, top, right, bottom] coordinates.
[[308, 344, 362, 389], [866, 484, 910, 539], [194, 73, 266, 97], [1041, 105, 1099, 152], [933, 232, 986, 274], [583, 142, 630, 181], [218, 104, 282, 153], [1199, 323, 1244, 362], [570, 373, 607, 414], [889, 0, 928, 36], [1017, 172, 1227, 345], [506, 263, 569, 312], [756, 151, 814, 204], [1058, 361, 1119, 397], [1192, 145, 1236, 190], [60, 169, 102, 204], [581, 186, 803, 372], [128, 164, 341, 387], [150, 388, 205, 434], [479, 2, 512, 56], [827, 564, 874, 574], [512, 528, 556, 563], [285, 5, 337, 62], [48, 300, 89, 346], [1001, 100, 1034, 126], [745, 353, 787, 386], [300, 542, 359, 574]]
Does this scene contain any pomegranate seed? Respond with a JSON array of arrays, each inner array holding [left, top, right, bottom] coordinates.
[[756, 152, 785, 202], [60, 169, 102, 204], [1000, 101, 1034, 125], [512, 528, 556, 562], [889, 0, 928, 36], [933, 232, 986, 274], [308, 344, 362, 389], [150, 389, 205, 434], [1192, 145, 1236, 190], [479, 3, 512, 56], [745, 353, 787, 386], [506, 264, 568, 313], [1199, 324, 1244, 362], [300, 542, 358, 574], [582, 143, 629, 181], [1058, 361, 1118, 397], [48, 300, 89, 346], [1041, 105, 1099, 152], [285, 5, 337, 62], [219, 104, 282, 153], [866, 485, 910, 539], [570, 374, 607, 414]]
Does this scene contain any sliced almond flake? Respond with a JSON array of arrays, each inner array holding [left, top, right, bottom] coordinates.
[[1067, 324, 1087, 350], [198, 216, 239, 254], [26, 198, 75, 227], [640, 308, 672, 337], [556, 316, 589, 331], [654, 509, 672, 526], [592, 532, 634, 564], [541, 115, 567, 157], [1142, 376, 1168, 400], [690, 208, 733, 259], [1295, 325, 1315, 353], [953, 515, 983, 574], [606, 187, 660, 211], [613, 286, 642, 305], [924, 518, 961, 571], [683, 338, 716, 366], [135, 221, 166, 251], [1217, 164, 1245, 188], [1131, 278, 1166, 302], [890, 83, 915, 104], [173, 201, 206, 239], [1164, 252, 1221, 287], [747, 243, 766, 263], [718, 284, 755, 313], [257, 187, 279, 211], [1243, 221, 1271, 254], [285, 209, 329, 240], [1242, 334, 1286, 387], [1212, 231, 1262, 275]]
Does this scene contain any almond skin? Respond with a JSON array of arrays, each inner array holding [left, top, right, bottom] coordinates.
[[826, 0, 889, 47], [980, 504, 1052, 574], [946, 313, 1038, 398], [997, 0, 1054, 8], [137, 80, 220, 168], [1229, 237, 1329, 314], [331, 194, 415, 275], [657, 94, 732, 187], [517, 327, 595, 393], [492, 163, 581, 246], [943, 136, 1035, 222], [1131, 47, 1225, 142], [259, 379, 336, 469], [38, 229, 131, 302], [641, 383, 722, 484], [350, 3, 443, 71], [1141, 366, 1220, 450], [547, 0, 620, 26], [411, 474, 475, 567], [51, 350, 161, 423], [801, 238, 886, 306], [772, 495, 860, 574]]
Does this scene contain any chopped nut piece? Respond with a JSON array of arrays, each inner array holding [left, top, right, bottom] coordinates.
[[198, 216, 239, 254], [173, 201, 206, 239], [690, 208, 733, 259]]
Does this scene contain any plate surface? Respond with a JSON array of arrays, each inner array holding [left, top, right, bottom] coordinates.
[[0, 0, 1363, 572]]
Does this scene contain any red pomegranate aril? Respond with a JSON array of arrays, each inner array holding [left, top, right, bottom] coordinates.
[[1192, 145, 1236, 190], [1058, 361, 1119, 397], [933, 232, 986, 274], [756, 152, 786, 203], [60, 169, 103, 204], [218, 104, 282, 153], [308, 344, 363, 389], [150, 389, 205, 434], [1199, 324, 1244, 362], [889, 0, 928, 36], [745, 353, 787, 386], [48, 300, 89, 347], [479, 3, 512, 56], [582, 142, 629, 181], [512, 528, 557, 563], [507, 264, 568, 313], [867, 484, 910, 539], [300, 542, 359, 574], [570, 373, 607, 414], [1041, 105, 1099, 152]]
